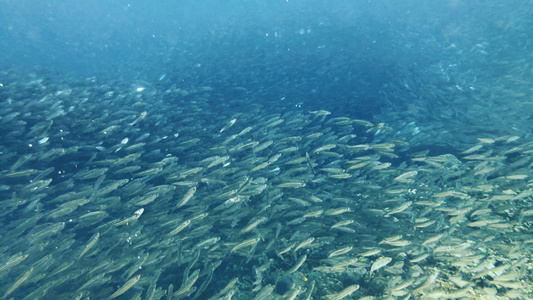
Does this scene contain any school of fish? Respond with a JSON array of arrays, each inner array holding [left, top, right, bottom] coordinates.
[[1, 69, 533, 299]]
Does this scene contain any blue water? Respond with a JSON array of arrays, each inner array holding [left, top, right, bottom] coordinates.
[[3, 0, 531, 121], [1, 1, 533, 299]]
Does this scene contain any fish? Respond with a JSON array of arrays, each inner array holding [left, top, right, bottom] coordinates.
[[108, 274, 141, 299], [174, 186, 197, 209], [369, 257, 392, 278], [3, 69, 533, 299], [325, 284, 360, 300], [286, 254, 307, 274]]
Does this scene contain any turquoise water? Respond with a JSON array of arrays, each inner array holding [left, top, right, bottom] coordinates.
[[1, 1, 533, 299]]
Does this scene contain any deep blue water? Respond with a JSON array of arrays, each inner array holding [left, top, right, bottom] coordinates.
[[3, 0, 531, 122]]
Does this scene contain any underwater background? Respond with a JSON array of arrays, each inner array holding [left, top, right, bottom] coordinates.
[[1, 0, 533, 299]]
